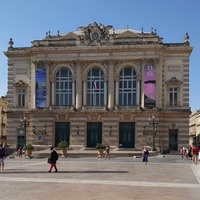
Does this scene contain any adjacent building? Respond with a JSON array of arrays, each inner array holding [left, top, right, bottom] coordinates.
[[0, 96, 7, 146], [189, 111, 200, 147], [4, 22, 193, 152]]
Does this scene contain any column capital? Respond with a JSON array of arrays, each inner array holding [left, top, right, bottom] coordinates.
[[136, 73, 142, 81], [114, 75, 120, 82], [103, 75, 109, 82], [49, 76, 55, 83]]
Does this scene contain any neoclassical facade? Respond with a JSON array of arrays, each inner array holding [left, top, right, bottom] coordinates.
[[4, 22, 193, 152]]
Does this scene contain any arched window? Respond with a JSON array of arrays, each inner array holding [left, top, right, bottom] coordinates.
[[119, 67, 137, 106], [56, 68, 72, 106], [87, 68, 104, 106]]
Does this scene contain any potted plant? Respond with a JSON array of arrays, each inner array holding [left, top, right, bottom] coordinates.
[[24, 144, 34, 158], [57, 140, 69, 157], [95, 143, 106, 157]]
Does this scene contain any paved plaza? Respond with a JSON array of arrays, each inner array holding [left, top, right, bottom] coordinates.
[[1, 154, 200, 200]]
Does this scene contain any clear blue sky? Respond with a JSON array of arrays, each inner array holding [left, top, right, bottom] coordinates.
[[0, 0, 199, 111]]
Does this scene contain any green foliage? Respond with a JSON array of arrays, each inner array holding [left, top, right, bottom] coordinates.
[[25, 144, 34, 150], [57, 140, 69, 149], [95, 143, 106, 150]]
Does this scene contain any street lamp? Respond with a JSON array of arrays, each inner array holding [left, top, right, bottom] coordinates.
[[20, 115, 30, 146], [148, 114, 159, 151]]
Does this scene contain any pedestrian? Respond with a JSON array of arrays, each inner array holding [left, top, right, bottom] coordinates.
[[104, 144, 110, 160], [18, 147, 23, 158], [48, 147, 59, 173], [0, 144, 6, 170], [192, 145, 198, 165], [180, 147, 184, 159], [188, 146, 192, 160], [186, 146, 189, 160], [142, 146, 149, 164]]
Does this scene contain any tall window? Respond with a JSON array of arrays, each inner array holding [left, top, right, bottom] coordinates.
[[170, 88, 178, 106], [119, 67, 137, 106], [18, 89, 25, 107], [56, 68, 72, 106], [87, 68, 104, 106]]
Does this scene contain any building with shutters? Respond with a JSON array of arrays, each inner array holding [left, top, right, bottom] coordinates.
[[4, 22, 193, 152]]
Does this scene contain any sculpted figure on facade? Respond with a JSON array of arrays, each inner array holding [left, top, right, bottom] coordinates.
[[79, 22, 113, 46]]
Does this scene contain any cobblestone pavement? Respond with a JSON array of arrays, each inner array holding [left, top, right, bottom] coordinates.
[[0, 155, 200, 200]]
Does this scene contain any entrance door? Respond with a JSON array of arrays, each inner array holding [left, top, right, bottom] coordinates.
[[119, 122, 135, 148], [17, 129, 25, 148], [87, 122, 102, 147], [55, 122, 70, 147], [169, 129, 178, 150]]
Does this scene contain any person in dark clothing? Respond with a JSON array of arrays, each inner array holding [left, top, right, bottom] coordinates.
[[142, 146, 149, 164], [48, 147, 58, 173], [0, 144, 6, 170], [104, 144, 110, 160]]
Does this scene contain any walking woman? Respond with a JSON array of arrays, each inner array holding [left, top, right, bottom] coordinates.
[[142, 146, 149, 164], [48, 147, 58, 173], [104, 144, 110, 160]]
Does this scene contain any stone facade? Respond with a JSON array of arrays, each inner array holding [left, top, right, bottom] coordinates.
[[189, 111, 200, 147], [0, 97, 7, 146], [4, 22, 193, 152]]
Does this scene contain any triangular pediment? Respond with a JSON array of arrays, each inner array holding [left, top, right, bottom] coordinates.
[[61, 32, 79, 40], [116, 30, 141, 39]]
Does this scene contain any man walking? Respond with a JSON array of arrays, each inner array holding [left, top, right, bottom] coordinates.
[[0, 144, 6, 170], [192, 145, 198, 165], [48, 147, 59, 173]]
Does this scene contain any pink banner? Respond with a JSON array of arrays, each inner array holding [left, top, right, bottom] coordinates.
[[144, 66, 156, 109]]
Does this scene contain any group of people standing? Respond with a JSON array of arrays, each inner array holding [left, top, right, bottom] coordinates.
[[180, 145, 199, 164]]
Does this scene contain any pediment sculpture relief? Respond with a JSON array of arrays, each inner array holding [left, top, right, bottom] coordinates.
[[78, 22, 113, 46]]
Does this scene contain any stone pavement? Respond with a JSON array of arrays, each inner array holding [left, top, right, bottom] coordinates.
[[1, 154, 200, 200]]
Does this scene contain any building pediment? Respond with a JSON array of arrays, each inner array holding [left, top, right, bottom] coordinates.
[[61, 32, 79, 40], [165, 77, 182, 85], [116, 30, 141, 39]]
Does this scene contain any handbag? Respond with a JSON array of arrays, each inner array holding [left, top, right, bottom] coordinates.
[[47, 157, 51, 164]]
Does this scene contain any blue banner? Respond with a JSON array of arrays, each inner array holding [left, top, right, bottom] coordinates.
[[35, 67, 46, 108]]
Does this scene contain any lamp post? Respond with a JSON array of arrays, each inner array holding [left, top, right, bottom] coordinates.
[[20, 115, 30, 146], [148, 114, 159, 151]]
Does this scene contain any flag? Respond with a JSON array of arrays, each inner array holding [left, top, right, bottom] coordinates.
[[92, 78, 98, 90]]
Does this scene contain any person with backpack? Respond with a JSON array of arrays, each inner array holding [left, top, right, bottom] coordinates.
[[48, 147, 59, 173]]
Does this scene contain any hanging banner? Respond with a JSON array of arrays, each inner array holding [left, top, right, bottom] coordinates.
[[35, 67, 46, 108], [144, 66, 156, 109]]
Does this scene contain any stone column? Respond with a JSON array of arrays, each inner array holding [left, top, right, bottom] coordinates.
[[108, 60, 115, 110], [103, 75, 108, 106], [49, 76, 55, 106], [75, 61, 82, 110], [71, 75, 76, 106], [136, 73, 142, 106], [114, 76, 119, 109], [82, 76, 87, 106]]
